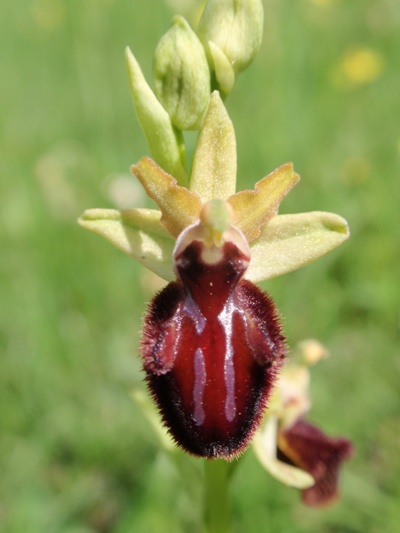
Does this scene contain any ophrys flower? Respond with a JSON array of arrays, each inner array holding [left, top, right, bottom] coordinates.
[[79, 92, 349, 459]]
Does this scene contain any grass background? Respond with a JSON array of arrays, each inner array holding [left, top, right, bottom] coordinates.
[[1, 0, 400, 531]]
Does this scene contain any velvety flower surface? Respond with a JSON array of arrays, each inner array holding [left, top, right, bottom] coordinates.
[[79, 92, 350, 460], [141, 206, 286, 458]]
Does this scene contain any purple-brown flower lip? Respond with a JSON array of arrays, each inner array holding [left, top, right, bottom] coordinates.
[[141, 218, 285, 458]]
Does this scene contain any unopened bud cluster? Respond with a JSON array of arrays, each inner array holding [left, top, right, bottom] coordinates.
[[154, 15, 210, 130], [125, 0, 264, 179]]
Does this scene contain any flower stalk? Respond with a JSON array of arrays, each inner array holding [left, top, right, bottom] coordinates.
[[203, 460, 233, 533]]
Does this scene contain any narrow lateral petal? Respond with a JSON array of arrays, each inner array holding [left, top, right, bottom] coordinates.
[[78, 208, 175, 281], [227, 163, 300, 242], [253, 416, 315, 489], [190, 91, 237, 202], [246, 211, 350, 282], [125, 47, 187, 185], [131, 157, 203, 237]]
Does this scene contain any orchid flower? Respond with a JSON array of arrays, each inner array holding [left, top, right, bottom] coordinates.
[[79, 91, 349, 460], [253, 340, 354, 506]]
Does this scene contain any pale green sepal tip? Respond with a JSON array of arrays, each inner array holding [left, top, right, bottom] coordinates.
[[208, 41, 235, 95], [154, 15, 210, 130], [125, 46, 187, 185], [246, 211, 350, 282], [253, 417, 315, 489], [190, 91, 237, 202], [78, 208, 175, 281]]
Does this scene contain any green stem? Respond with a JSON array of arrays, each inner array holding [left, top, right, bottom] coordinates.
[[203, 459, 232, 533]]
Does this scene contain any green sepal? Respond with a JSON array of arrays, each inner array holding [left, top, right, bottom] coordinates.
[[190, 91, 237, 202], [78, 208, 175, 281], [246, 211, 350, 282]]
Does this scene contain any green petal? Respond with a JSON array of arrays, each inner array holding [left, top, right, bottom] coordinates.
[[228, 163, 300, 242], [131, 157, 202, 237], [125, 47, 187, 185], [252, 416, 315, 489], [246, 211, 350, 282], [78, 208, 175, 281], [190, 91, 237, 202]]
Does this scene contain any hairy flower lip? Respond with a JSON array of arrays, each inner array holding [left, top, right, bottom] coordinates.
[[142, 279, 286, 459], [141, 222, 286, 459]]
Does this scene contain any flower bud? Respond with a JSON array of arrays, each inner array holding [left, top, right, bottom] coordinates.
[[154, 15, 210, 131], [125, 47, 187, 184], [198, 0, 264, 75], [297, 339, 329, 366]]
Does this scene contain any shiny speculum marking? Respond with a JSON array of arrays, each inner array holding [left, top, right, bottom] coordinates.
[[193, 348, 206, 425], [218, 299, 237, 422]]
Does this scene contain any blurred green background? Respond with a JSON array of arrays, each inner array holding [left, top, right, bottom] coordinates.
[[1, 0, 400, 531]]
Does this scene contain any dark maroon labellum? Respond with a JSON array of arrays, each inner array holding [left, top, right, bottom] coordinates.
[[141, 224, 285, 459]]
